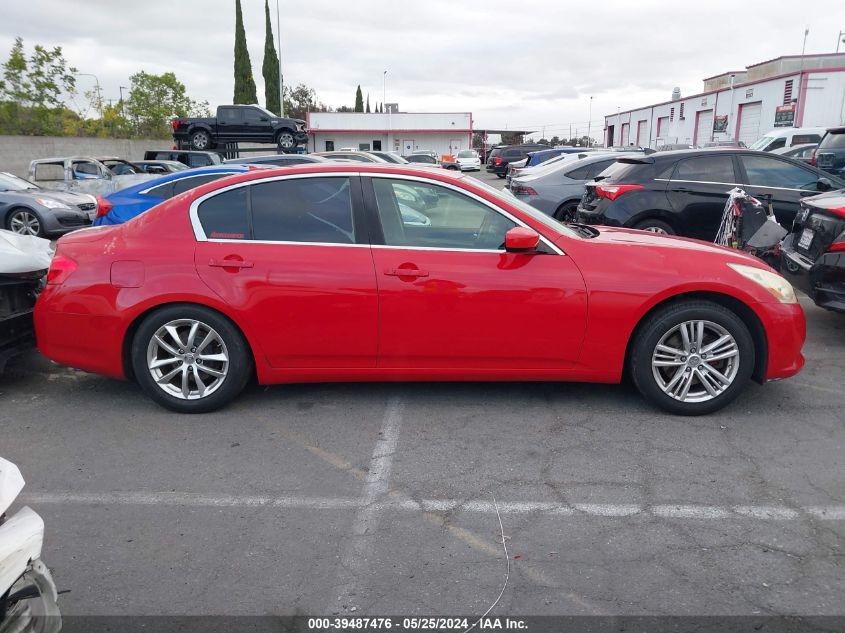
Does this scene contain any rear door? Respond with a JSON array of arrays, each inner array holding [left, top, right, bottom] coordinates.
[[737, 154, 826, 228], [737, 102, 762, 147], [665, 154, 740, 240], [193, 174, 378, 368], [216, 107, 243, 141]]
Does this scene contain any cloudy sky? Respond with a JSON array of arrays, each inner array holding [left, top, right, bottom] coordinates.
[[3, 0, 844, 140]]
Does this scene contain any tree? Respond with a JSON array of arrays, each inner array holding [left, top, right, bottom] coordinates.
[[125, 71, 199, 138], [500, 132, 524, 145], [337, 105, 353, 112], [549, 136, 561, 146], [365, 93, 370, 113], [283, 83, 329, 120], [233, 0, 257, 104], [261, 0, 281, 115], [354, 85, 364, 112]]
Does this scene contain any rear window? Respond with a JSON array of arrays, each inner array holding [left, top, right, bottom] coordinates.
[[489, 148, 503, 158], [819, 132, 845, 150], [504, 149, 522, 157], [197, 187, 249, 240], [172, 173, 229, 196], [791, 134, 821, 146], [596, 160, 648, 182]]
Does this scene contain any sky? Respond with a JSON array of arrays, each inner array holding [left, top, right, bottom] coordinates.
[[3, 0, 844, 141]]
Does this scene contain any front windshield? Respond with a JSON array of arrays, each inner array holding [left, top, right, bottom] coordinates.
[[749, 136, 775, 151], [468, 176, 579, 238], [457, 150, 476, 158], [0, 172, 39, 191]]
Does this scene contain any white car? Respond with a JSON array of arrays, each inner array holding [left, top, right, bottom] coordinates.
[[0, 457, 61, 633], [454, 149, 481, 171]]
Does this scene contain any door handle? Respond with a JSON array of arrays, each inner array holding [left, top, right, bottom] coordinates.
[[209, 258, 254, 269], [384, 267, 429, 278]]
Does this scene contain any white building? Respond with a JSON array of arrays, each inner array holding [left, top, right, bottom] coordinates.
[[604, 53, 845, 149], [306, 110, 473, 157]]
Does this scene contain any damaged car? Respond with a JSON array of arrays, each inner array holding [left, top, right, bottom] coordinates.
[[1, 172, 97, 238]]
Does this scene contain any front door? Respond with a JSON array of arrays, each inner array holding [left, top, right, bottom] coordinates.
[[401, 139, 415, 156], [738, 153, 827, 228], [364, 176, 588, 369], [193, 175, 378, 368], [664, 154, 740, 240]]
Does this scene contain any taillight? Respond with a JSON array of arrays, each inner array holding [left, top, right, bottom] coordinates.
[[95, 195, 113, 218], [810, 148, 817, 166], [46, 254, 77, 285], [171, 120, 179, 131], [495, 157, 503, 166], [595, 184, 645, 201], [511, 184, 538, 196]]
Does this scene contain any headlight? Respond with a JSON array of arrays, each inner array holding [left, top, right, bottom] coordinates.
[[728, 263, 796, 304], [35, 198, 70, 210]]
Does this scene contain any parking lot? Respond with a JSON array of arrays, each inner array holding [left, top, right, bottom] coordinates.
[[3, 278, 843, 617]]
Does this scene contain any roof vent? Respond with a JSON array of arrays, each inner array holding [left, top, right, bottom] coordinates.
[[671, 87, 681, 101]]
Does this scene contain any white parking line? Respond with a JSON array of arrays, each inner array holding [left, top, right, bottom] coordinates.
[[21, 491, 845, 521], [330, 395, 405, 612]]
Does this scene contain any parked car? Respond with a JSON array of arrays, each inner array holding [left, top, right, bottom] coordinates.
[[453, 149, 481, 171], [1, 171, 97, 237], [171, 105, 308, 152], [749, 127, 826, 152], [97, 157, 140, 175], [702, 140, 747, 149], [780, 188, 845, 313], [811, 127, 845, 177], [224, 154, 328, 167], [575, 149, 845, 239], [28, 156, 154, 194], [656, 143, 699, 151], [313, 151, 389, 163], [36, 164, 805, 416], [0, 229, 53, 370], [0, 457, 61, 633], [93, 165, 257, 226], [771, 143, 817, 164], [486, 144, 548, 178], [143, 150, 223, 168], [132, 160, 189, 174], [368, 151, 408, 164], [506, 151, 593, 188], [511, 153, 638, 221], [405, 153, 440, 166], [525, 147, 587, 167]]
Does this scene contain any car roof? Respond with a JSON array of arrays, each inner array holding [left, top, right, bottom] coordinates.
[[106, 165, 255, 198], [223, 154, 327, 164], [134, 159, 184, 165]]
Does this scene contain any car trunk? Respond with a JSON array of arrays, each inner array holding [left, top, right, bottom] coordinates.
[[580, 159, 650, 212], [789, 199, 845, 261]]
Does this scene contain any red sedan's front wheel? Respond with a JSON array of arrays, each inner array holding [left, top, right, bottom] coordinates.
[[131, 305, 253, 413], [630, 300, 755, 416]]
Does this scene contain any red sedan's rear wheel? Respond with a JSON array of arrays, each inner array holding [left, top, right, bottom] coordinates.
[[630, 300, 755, 415], [131, 305, 253, 413]]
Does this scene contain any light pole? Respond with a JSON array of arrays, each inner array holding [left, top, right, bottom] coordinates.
[[837, 30, 845, 53], [586, 95, 593, 147], [76, 72, 103, 118], [119, 85, 128, 115], [276, 0, 284, 116], [383, 70, 389, 150]]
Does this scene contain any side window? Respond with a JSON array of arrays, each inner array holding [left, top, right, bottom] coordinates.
[[372, 178, 515, 250], [188, 154, 211, 167], [358, 143, 371, 151], [767, 137, 787, 151], [740, 155, 819, 190], [172, 173, 230, 196], [243, 108, 264, 123], [672, 155, 736, 183], [197, 187, 249, 240], [219, 108, 241, 124], [33, 163, 64, 181], [564, 164, 592, 180], [325, 140, 335, 151], [72, 161, 102, 178], [144, 182, 175, 199], [250, 177, 354, 244], [586, 159, 616, 179], [791, 134, 820, 146]]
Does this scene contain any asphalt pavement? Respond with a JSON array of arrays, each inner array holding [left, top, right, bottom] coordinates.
[[1, 176, 843, 618]]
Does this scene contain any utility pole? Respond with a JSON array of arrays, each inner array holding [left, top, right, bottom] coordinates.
[[837, 30, 845, 53], [119, 86, 128, 116], [276, 0, 284, 116], [586, 95, 593, 147]]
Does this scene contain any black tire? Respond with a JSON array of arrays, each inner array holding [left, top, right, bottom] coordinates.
[[496, 173, 505, 179], [554, 202, 579, 222], [276, 130, 296, 151], [190, 130, 211, 150], [131, 304, 253, 413], [633, 218, 675, 235], [630, 300, 755, 416], [6, 207, 45, 237], [446, 165, 459, 171]]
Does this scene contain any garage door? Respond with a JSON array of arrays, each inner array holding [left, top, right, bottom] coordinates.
[[737, 102, 762, 146], [657, 116, 669, 140], [636, 120, 647, 146], [620, 123, 630, 146], [693, 109, 713, 146]]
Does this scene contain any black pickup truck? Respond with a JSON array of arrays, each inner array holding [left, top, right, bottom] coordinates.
[[171, 105, 308, 152]]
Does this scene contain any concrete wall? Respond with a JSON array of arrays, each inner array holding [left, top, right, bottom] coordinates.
[[0, 136, 174, 178]]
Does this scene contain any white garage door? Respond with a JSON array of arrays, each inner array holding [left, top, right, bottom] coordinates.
[[694, 109, 713, 146], [737, 102, 762, 146], [656, 116, 669, 140]]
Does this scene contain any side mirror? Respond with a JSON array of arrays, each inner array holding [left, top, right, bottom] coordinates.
[[817, 177, 833, 192], [260, 116, 269, 122], [504, 227, 540, 253]]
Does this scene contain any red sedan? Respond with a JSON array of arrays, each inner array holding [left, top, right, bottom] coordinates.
[[35, 165, 805, 415]]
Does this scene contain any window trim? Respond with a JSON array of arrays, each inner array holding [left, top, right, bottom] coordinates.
[[361, 173, 563, 255], [140, 172, 239, 197], [737, 154, 822, 192], [668, 155, 739, 185], [189, 172, 365, 244]]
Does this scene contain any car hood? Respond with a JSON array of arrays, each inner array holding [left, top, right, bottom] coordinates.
[[0, 457, 25, 517], [566, 226, 764, 264], [0, 229, 54, 274], [2, 189, 94, 206]]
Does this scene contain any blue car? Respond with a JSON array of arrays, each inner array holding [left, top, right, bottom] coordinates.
[[525, 147, 589, 167], [94, 165, 256, 226]]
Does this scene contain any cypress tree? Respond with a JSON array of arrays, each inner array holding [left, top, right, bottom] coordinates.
[[262, 0, 281, 115], [354, 85, 364, 112], [366, 94, 370, 113], [233, 0, 258, 104]]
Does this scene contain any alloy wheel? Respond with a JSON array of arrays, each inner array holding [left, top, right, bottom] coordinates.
[[192, 133, 209, 149], [643, 226, 668, 234], [146, 319, 229, 400], [651, 320, 740, 403], [278, 132, 295, 149], [9, 211, 40, 236]]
